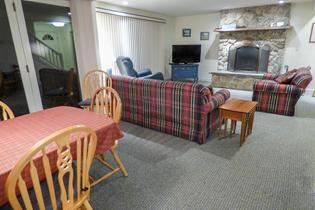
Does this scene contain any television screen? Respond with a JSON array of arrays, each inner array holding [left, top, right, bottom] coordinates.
[[172, 45, 201, 63]]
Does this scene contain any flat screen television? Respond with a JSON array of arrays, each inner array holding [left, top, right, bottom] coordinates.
[[172, 45, 201, 63]]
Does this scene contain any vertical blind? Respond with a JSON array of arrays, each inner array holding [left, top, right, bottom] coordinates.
[[96, 12, 165, 75]]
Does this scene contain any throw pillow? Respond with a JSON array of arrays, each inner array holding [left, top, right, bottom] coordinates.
[[291, 67, 313, 89], [208, 84, 214, 95], [274, 69, 297, 84]]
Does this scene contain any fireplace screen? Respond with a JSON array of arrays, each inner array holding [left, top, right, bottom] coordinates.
[[227, 44, 270, 73], [235, 46, 259, 71]]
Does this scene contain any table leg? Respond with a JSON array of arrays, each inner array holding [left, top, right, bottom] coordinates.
[[233, 121, 237, 134], [240, 114, 248, 146], [248, 112, 255, 135], [230, 120, 236, 136], [218, 110, 223, 138], [224, 118, 228, 138]]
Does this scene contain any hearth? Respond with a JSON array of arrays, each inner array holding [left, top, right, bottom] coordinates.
[[227, 43, 270, 73]]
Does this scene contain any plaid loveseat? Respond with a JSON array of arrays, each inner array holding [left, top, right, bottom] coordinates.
[[252, 67, 312, 116], [112, 76, 230, 144]]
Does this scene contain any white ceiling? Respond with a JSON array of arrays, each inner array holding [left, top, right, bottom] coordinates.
[[100, 0, 313, 16]]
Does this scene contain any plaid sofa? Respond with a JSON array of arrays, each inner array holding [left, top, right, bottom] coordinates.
[[112, 76, 230, 144], [252, 67, 312, 116]]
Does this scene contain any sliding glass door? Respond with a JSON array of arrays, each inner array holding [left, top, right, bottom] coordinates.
[[2, 0, 81, 116], [21, 0, 80, 109]]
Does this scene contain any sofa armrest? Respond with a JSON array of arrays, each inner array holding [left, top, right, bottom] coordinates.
[[253, 80, 304, 95], [209, 89, 230, 112], [137, 68, 152, 77], [263, 73, 278, 80]]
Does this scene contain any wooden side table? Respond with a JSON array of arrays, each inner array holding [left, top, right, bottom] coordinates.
[[219, 99, 258, 146]]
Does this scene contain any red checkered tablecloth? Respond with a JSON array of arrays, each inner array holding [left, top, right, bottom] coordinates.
[[0, 106, 124, 206]]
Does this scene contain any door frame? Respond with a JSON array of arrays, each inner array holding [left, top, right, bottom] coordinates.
[[4, 0, 43, 112], [4, 0, 71, 113], [23, 0, 69, 7]]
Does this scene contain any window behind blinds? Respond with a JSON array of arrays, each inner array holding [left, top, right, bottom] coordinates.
[[96, 12, 165, 75]]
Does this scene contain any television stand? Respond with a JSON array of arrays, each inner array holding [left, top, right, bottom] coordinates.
[[170, 63, 199, 82]]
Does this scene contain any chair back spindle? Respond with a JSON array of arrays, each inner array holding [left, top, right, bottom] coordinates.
[[90, 87, 122, 124], [83, 70, 112, 101]]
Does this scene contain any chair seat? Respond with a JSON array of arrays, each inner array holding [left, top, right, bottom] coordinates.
[[78, 98, 91, 107], [78, 98, 112, 107]]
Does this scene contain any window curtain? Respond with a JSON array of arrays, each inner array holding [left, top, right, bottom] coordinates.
[[96, 12, 165, 75]]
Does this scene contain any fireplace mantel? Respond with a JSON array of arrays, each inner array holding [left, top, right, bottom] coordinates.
[[214, 26, 292, 33]]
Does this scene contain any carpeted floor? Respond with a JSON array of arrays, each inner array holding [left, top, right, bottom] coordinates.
[[89, 112, 315, 210]]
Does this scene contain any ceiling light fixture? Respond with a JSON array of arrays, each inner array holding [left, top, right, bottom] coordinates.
[[278, 0, 285, 4], [51, 22, 65, 27], [122, 1, 128, 6]]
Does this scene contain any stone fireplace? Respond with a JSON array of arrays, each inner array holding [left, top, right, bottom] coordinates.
[[211, 4, 291, 90]]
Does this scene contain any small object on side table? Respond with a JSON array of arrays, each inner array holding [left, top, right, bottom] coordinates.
[[219, 99, 258, 146]]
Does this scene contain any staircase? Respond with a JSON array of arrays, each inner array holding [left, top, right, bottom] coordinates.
[[29, 34, 64, 69]]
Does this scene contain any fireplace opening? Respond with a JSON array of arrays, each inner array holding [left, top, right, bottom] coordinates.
[[227, 44, 270, 73], [235, 46, 259, 71]]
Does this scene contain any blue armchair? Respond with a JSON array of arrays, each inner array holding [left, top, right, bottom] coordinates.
[[116, 56, 164, 80]]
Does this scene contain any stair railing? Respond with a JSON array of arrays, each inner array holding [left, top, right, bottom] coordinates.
[[29, 34, 64, 69]]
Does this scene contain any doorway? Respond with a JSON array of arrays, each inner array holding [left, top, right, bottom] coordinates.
[[2, 0, 81, 117]]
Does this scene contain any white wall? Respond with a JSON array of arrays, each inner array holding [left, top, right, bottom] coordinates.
[[95, 2, 175, 79], [174, 13, 220, 81], [70, 0, 100, 85], [283, 1, 315, 91]]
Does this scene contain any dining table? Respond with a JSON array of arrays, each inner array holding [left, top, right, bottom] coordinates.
[[0, 106, 124, 206]]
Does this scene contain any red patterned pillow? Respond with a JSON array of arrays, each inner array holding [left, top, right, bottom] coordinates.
[[208, 85, 214, 95], [291, 67, 313, 89], [274, 69, 297, 84]]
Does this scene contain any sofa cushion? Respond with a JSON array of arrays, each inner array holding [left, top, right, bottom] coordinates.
[[274, 69, 297, 84], [291, 67, 313, 89]]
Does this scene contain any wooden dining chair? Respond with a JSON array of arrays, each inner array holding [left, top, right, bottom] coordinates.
[[80, 70, 112, 110], [5, 125, 97, 210], [89, 87, 128, 186], [0, 100, 14, 121]]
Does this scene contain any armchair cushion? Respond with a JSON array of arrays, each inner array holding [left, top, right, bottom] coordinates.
[[142, 72, 164, 80], [137, 68, 152, 77]]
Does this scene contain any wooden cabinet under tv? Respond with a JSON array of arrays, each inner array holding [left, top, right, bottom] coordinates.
[[170, 63, 199, 82]]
